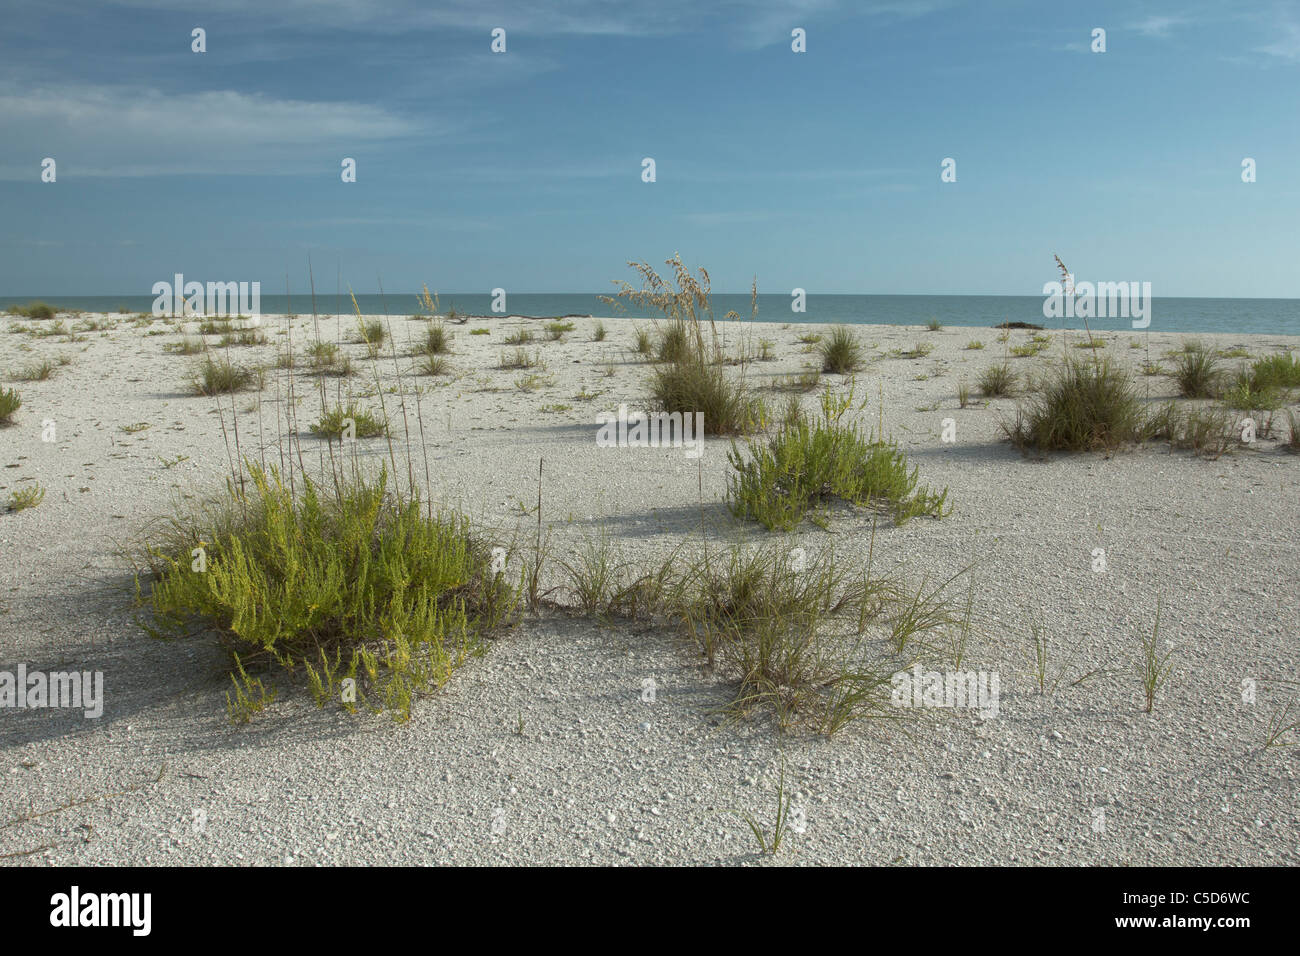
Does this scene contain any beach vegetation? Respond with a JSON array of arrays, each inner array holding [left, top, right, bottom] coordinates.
[[191, 357, 263, 395], [0, 387, 20, 424], [137, 464, 514, 722], [726, 382, 950, 530], [1004, 355, 1151, 453], [819, 326, 864, 373]]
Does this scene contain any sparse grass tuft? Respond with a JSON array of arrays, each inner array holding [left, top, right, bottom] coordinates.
[[591, 320, 607, 342], [545, 320, 575, 341], [504, 329, 533, 346], [964, 340, 984, 350], [498, 348, 542, 370], [419, 355, 451, 376], [634, 326, 652, 355], [1136, 597, 1174, 714], [14, 360, 54, 382], [166, 335, 206, 355]]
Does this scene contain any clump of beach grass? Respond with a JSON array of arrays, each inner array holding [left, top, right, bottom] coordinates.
[[676, 540, 967, 735], [591, 320, 607, 342], [421, 322, 452, 356], [819, 326, 864, 374], [0, 387, 20, 425], [357, 318, 386, 346], [1171, 342, 1222, 398], [604, 256, 763, 436], [498, 348, 542, 370], [14, 360, 54, 382], [1004, 355, 1150, 453], [504, 329, 533, 346], [727, 382, 950, 530], [650, 361, 762, 435], [545, 320, 575, 342], [191, 357, 262, 395], [7, 301, 56, 320], [310, 402, 389, 440], [165, 335, 206, 356], [977, 362, 1016, 397], [306, 341, 353, 377]]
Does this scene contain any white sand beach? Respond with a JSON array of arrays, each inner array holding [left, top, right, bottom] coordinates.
[[1, 310, 1297, 865]]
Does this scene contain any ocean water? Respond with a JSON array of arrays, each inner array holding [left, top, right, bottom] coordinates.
[[3, 293, 1298, 337]]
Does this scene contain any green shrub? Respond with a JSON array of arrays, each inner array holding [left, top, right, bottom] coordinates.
[[138, 465, 515, 721], [727, 383, 950, 530], [1221, 367, 1283, 411], [0, 386, 20, 425], [6, 483, 44, 512], [469, 327, 490, 336], [592, 320, 607, 342], [1247, 352, 1300, 391], [1005, 356, 1151, 453], [819, 326, 863, 374]]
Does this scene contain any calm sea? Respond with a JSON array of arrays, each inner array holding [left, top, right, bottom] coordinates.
[[3, 294, 1298, 336]]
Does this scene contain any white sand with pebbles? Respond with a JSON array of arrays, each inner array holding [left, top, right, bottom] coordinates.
[[1, 309, 1298, 865]]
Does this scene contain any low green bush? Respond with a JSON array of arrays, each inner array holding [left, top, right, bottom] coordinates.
[[727, 383, 950, 530]]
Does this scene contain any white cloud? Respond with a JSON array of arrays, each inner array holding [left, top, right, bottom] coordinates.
[[77, 0, 952, 46], [1129, 15, 1188, 38], [0, 84, 426, 178]]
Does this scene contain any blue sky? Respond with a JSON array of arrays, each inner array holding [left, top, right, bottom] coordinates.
[[1, 0, 1297, 297]]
